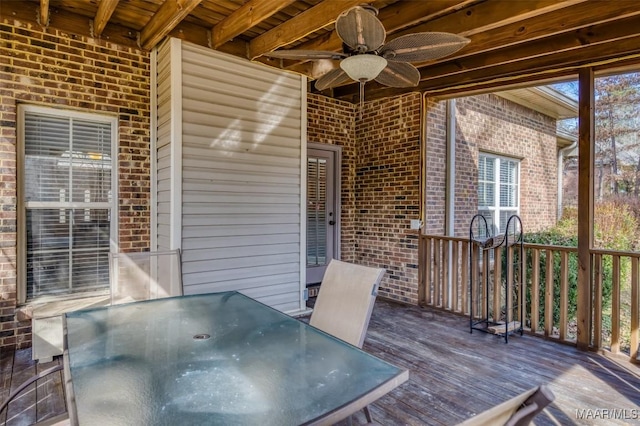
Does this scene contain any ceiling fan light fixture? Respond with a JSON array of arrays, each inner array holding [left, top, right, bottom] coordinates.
[[340, 54, 388, 82]]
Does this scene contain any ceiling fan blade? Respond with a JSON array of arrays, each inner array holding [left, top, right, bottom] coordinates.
[[262, 49, 346, 60], [335, 6, 386, 52], [375, 62, 420, 88], [380, 32, 470, 62], [315, 68, 352, 91]]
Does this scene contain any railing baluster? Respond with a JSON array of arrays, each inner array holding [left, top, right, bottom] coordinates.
[[531, 249, 540, 334], [418, 236, 426, 306], [451, 241, 459, 313], [493, 247, 502, 323], [611, 255, 621, 354], [559, 251, 568, 341], [472, 243, 479, 319], [545, 249, 554, 338], [631, 257, 639, 362], [425, 237, 432, 306], [520, 248, 527, 329], [443, 238, 450, 310], [506, 246, 514, 324], [593, 253, 603, 349], [434, 238, 441, 308], [461, 242, 469, 315], [482, 248, 489, 320]]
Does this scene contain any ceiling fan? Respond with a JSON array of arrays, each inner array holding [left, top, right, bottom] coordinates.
[[263, 5, 470, 110]]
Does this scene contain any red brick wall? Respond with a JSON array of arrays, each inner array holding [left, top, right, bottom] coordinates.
[[0, 17, 151, 348], [425, 95, 558, 237], [424, 98, 447, 234], [452, 94, 558, 235], [355, 94, 422, 303], [308, 93, 423, 304], [307, 94, 357, 262]]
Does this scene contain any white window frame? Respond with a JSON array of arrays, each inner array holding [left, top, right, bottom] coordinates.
[[17, 105, 118, 303], [478, 152, 520, 235]]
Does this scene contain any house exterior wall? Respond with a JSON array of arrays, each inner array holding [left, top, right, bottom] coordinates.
[[307, 95, 357, 263], [451, 94, 558, 235], [311, 93, 558, 305], [425, 95, 558, 237], [308, 93, 422, 304], [0, 17, 560, 347], [0, 18, 151, 348]]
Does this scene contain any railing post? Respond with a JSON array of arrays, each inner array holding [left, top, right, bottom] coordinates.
[[631, 257, 639, 362], [577, 67, 595, 350]]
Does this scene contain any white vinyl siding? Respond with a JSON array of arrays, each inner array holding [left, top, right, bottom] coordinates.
[[478, 153, 520, 234], [154, 39, 305, 312], [18, 105, 116, 301]]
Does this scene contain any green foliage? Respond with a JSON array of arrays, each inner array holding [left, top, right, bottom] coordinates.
[[524, 200, 637, 332]]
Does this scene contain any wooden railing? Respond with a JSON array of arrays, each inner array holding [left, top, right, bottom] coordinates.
[[418, 234, 640, 363]]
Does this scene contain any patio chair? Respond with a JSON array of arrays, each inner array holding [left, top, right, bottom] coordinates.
[[458, 385, 555, 426], [0, 364, 69, 425], [309, 259, 386, 422], [109, 249, 183, 305]]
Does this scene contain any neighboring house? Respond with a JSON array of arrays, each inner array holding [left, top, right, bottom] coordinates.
[[1, 17, 576, 349]]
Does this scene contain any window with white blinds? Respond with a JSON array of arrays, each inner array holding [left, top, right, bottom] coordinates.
[[307, 157, 327, 266], [19, 106, 116, 300], [478, 153, 519, 235]]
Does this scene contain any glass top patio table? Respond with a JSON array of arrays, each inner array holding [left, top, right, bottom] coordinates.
[[63, 291, 408, 425]]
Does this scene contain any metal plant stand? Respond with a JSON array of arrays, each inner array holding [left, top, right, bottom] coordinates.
[[469, 214, 524, 343]]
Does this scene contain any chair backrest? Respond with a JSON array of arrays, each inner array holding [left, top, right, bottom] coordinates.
[[109, 249, 182, 305], [458, 385, 555, 426], [309, 259, 385, 348]]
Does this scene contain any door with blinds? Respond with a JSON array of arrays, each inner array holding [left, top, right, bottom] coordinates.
[[19, 105, 116, 301], [306, 146, 340, 285]]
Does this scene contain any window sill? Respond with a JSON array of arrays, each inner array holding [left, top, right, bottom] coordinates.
[[16, 293, 111, 321]]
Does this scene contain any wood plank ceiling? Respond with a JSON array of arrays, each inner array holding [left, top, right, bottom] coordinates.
[[4, 0, 640, 102]]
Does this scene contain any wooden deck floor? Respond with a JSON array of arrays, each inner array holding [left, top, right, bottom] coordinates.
[[1, 299, 639, 426]]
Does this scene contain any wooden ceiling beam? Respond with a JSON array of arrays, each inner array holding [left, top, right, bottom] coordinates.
[[341, 34, 640, 102], [39, 0, 49, 27], [1, 1, 139, 47], [140, 0, 203, 50], [390, 0, 585, 39], [286, 0, 582, 77], [407, 0, 640, 70], [93, 0, 119, 37], [211, 0, 297, 49], [247, 0, 370, 60], [415, 14, 640, 86]]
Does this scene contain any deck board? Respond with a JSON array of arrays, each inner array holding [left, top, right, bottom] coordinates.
[[2, 299, 639, 425]]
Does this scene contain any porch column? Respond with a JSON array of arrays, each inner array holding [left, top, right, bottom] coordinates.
[[576, 68, 595, 350]]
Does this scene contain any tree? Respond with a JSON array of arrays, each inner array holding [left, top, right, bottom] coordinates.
[[594, 73, 640, 197]]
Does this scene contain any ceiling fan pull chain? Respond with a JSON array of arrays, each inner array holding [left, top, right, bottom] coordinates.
[[359, 80, 365, 120]]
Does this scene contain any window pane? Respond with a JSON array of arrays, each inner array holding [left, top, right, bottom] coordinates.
[[27, 209, 71, 297], [70, 119, 112, 203], [500, 210, 518, 233], [22, 109, 113, 300], [499, 159, 519, 208], [24, 114, 71, 202], [478, 155, 496, 208], [307, 158, 327, 266], [26, 209, 110, 298]]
